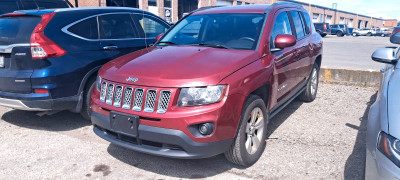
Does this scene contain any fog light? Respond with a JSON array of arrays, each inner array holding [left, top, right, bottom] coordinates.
[[199, 123, 214, 135]]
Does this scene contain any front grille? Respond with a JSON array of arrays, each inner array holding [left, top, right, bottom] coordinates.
[[122, 87, 133, 109], [99, 80, 172, 113], [105, 83, 114, 105], [144, 90, 157, 113], [133, 88, 144, 111], [157, 90, 171, 113], [100, 82, 107, 102], [113, 85, 123, 107]]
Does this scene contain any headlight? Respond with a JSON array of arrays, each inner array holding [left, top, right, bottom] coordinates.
[[377, 131, 400, 167], [178, 85, 226, 107], [95, 76, 102, 92]]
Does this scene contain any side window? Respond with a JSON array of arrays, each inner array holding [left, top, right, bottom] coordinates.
[[137, 15, 169, 38], [68, 17, 98, 40], [290, 11, 305, 40], [301, 12, 311, 35], [339, 25, 344, 28], [270, 12, 292, 48], [99, 14, 139, 39]]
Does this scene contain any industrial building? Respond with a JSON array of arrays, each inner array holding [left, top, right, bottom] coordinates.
[[71, 0, 396, 29]]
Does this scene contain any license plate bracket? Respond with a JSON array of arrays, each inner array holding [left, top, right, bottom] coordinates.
[[110, 111, 139, 137]]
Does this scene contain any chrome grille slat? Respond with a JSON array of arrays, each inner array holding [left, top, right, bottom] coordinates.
[[100, 81, 172, 113], [144, 89, 157, 113], [122, 87, 133, 109], [157, 90, 171, 114], [132, 88, 144, 111], [100, 81, 107, 102], [105, 83, 114, 105], [113, 85, 123, 107]]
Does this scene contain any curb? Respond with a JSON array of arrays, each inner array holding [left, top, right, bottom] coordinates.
[[319, 68, 382, 86]]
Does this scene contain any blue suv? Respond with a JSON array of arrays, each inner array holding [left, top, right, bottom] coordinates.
[[0, 7, 170, 119]]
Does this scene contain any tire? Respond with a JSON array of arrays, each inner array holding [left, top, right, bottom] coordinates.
[[298, 63, 319, 102], [80, 76, 96, 120], [381, 34, 385, 37], [367, 32, 372, 36], [352, 33, 357, 37], [225, 95, 268, 166], [321, 34, 327, 37], [336, 31, 343, 37]]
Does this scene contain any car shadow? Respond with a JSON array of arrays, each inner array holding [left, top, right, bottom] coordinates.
[[1, 110, 91, 131], [344, 92, 377, 180], [106, 99, 304, 178]]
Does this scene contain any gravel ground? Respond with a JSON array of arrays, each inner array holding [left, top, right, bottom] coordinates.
[[0, 84, 376, 179]]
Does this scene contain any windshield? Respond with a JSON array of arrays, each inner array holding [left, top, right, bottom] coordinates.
[[160, 13, 265, 50]]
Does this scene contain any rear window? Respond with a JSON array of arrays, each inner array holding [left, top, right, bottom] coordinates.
[[0, 16, 41, 45], [0, 1, 19, 14]]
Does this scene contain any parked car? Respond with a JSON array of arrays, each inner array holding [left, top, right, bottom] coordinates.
[[365, 30, 400, 179], [0, 7, 170, 119], [330, 24, 349, 37], [375, 29, 391, 37], [91, 3, 323, 166], [0, 0, 71, 15], [352, 28, 375, 36], [314, 22, 330, 37]]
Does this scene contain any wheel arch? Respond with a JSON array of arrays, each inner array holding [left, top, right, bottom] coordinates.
[[71, 66, 101, 113]]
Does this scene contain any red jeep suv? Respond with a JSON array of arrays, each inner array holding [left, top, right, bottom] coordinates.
[[91, 3, 323, 166]]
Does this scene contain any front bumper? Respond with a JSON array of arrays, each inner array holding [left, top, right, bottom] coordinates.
[[92, 111, 233, 159], [365, 150, 400, 179]]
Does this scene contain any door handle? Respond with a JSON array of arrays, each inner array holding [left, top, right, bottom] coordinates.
[[103, 46, 118, 50]]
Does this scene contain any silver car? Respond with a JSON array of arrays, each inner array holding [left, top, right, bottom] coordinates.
[[365, 31, 400, 179]]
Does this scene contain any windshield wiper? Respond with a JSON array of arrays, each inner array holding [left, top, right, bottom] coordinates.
[[192, 43, 229, 49], [158, 41, 178, 45]]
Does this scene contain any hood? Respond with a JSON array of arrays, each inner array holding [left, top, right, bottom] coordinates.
[[100, 46, 260, 87]]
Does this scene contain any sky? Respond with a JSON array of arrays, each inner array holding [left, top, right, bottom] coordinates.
[[295, 0, 400, 20]]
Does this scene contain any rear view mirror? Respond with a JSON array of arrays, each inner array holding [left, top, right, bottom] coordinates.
[[371, 48, 399, 64], [155, 33, 164, 42], [390, 30, 400, 44], [271, 34, 296, 52]]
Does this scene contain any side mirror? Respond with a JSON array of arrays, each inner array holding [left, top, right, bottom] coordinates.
[[390, 30, 400, 44], [272, 34, 296, 52], [371, 48, 398, 64], [155, 33, 164, 42]]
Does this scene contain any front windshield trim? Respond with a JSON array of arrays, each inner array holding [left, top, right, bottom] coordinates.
[[158, 12, 269, 51]]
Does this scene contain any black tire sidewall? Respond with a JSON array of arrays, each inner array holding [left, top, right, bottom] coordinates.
[[81, 77, 96, 120], [237, 96, 268, 166]]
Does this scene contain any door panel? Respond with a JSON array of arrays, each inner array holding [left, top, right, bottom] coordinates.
[[99, 13, 147, 60]]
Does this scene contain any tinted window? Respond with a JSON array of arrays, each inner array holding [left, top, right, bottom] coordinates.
[[339, 25, 345, 28], [271, 12, 292, 48], [302, 12, 311, 35], [100, 14, 139, 39], [161, 13, 265, 50], [290, 11, 305, 39], [0, 16, 41, 45], [0, 1, 19, 14], [68, 17, 98, 39], [138, 16, 169, 38]]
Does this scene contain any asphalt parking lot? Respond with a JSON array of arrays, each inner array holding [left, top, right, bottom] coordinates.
[[0, 36, 385, 179], [0, 83, 377, 179], [322, 35, 392, 70]]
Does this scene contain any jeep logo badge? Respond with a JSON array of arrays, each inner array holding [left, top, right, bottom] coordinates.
[[126, 77, 138, 82]]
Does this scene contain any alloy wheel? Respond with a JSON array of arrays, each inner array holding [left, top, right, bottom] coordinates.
[[245, 107, 265, 154]]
